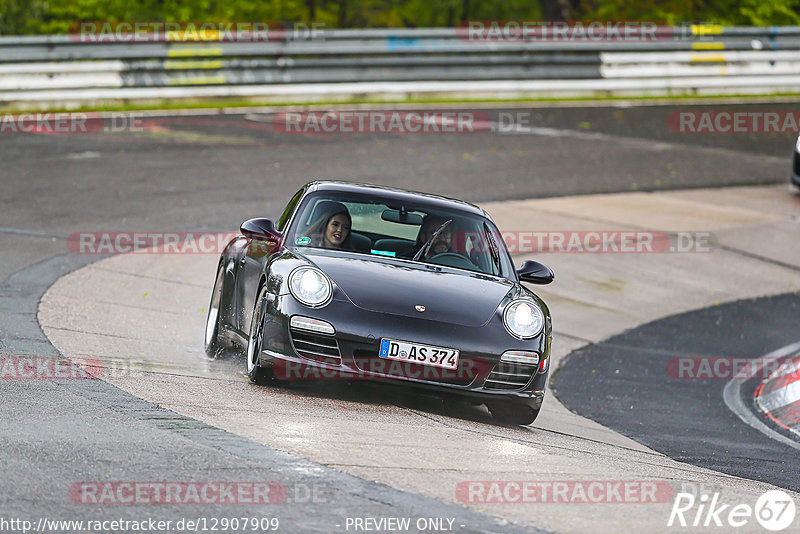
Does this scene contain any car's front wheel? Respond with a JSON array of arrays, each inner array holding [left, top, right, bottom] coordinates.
[[204, 264, 227, 359], [246, 285, 271, 384], [488, 402, 541, 426]]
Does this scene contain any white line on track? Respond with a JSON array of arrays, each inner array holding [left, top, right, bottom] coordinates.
[[723, 341, 800, 451]]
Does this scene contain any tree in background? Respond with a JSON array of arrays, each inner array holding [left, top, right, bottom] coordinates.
[[1, 0, 799, 35], [576, 0, 800, 25], [0, 0, 43, 34]]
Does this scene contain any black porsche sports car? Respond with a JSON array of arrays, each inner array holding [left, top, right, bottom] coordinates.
[[204, 181, 554, 425]]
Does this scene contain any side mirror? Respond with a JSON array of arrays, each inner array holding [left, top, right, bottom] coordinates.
[[240, 218, 282, 250], [516, 260, 554, 285]]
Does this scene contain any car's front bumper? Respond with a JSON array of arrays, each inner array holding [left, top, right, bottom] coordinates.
[[258, 293, 549, 409]]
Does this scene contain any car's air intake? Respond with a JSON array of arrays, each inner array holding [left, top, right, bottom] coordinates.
[[484, 362, 536, 391], [289, 328, 342, 365]]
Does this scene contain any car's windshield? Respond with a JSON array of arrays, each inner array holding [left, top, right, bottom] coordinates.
[[287, 191, 514, 278]]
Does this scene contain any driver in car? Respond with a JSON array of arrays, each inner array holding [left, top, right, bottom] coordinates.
[[415, 214, 453, 258]]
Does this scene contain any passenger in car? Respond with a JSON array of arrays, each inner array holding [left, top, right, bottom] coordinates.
[[304, 202, 353, 249]]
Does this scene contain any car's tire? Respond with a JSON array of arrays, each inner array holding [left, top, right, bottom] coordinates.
[[246, 284, 272, 384], [488, 402, 541, 426], [204, 263, 227, 359]]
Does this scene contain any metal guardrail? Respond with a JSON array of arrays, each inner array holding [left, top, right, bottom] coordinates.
[[1, 26, 800, 104]]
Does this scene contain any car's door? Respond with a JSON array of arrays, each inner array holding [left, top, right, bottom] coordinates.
[[238, 187, 305, 333]]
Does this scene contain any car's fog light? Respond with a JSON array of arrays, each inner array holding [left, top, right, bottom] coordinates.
[[501, 350, 540, 366], [290, 315, 335, 335]]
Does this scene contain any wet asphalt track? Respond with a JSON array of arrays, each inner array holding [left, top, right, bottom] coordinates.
[[0, 102, 798, 531], [552, 292, 800, 494]]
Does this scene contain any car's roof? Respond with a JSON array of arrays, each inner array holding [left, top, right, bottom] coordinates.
[[304, 180, 491, 220]]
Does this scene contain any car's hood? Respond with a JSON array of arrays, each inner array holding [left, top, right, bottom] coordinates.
[[303, 250, 514, 327]]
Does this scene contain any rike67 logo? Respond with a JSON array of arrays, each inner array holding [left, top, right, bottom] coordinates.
[[668, 490, 796, 531]]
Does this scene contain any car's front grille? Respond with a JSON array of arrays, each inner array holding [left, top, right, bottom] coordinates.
[[289, 328, 341, 365], [484, 362, 536, 391]]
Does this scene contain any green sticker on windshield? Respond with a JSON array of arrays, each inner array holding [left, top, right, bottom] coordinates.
[[370, 249, 396, 257], [295, 236, 311, 246]]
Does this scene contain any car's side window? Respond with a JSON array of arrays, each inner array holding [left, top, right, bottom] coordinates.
[[276, 188, 305, 232]]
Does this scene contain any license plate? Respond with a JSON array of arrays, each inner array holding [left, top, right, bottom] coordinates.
[[379, 339, 460, 370]]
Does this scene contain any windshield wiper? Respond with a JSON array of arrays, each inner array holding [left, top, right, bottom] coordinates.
[[412, 219, 453, 262], [483, 223, 501, 275]]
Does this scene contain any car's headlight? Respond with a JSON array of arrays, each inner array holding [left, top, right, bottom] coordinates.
[[796, 134, 800, 152], [289, 267, 332, 307], [503, 299, 544, 339]]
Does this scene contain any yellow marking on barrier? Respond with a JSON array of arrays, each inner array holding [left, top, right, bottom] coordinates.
[[166, 29, 221, 42], [167, 47, 224, 58], [692, 42, 725, 50], [691, 24, 723, 35], [164, 60, 223, 70], [168, 75, 227, 85], [689, 53, 727, 62]]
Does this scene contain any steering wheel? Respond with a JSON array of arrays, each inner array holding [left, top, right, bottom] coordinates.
[[427, 252, 478, 270]]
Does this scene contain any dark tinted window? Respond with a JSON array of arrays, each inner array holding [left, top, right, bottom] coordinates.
[[286, 191, 514, 278]]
